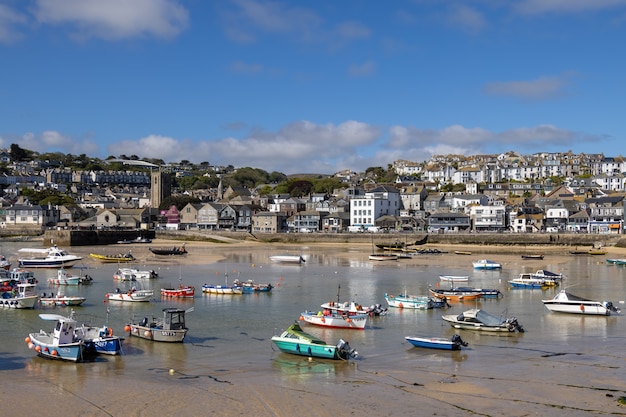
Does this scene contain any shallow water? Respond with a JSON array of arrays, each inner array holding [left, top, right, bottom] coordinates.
[[1, 242, 625, 412]]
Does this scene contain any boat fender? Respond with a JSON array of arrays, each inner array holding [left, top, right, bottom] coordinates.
[[580, 304, 585, 312], [107, 328, 113, 337]]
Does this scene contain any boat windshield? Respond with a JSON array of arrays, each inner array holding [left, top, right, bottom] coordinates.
[[475, 310, 504, 326]]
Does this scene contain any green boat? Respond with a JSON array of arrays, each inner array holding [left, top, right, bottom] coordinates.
[[271, 323, 357, 360]]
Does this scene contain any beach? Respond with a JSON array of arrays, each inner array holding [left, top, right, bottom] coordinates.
[[2, 239, 626, 416]]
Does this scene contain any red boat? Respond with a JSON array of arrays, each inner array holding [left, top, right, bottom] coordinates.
[[160, 284, 195, 298]]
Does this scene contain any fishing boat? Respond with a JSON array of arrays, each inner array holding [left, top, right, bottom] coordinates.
[[89, 252, 135, 263], [73, 310, 123, 355], [125, 307, 190, 342], [202, 272, 243, 294], [39, 291, 86, 307], [113, 267, 158, 281], [439, 275, 469, 283], [1, 282, 39, 308], [368, 253, 398, 261], [472, 259, 502, 270], [521, 254, 544, 260], [271, 323, 357, 360], [160, 284, 195, 298], [405, 334, 468, 351], [384, 292, 436, 309], [542, 290, 621, 316], [429, 287, 483, 302], [270, 255, 305, 264], [18, 245, 83, 268], [0, 255, 11, 270], [105, 287, 154, 302], [26, 313, 85, 361], [47, 268, 92, 285], [509, 273, 557, 289], [452, 287, 503, 299], [530, 269, 564, 280], [442, 309, 525, 333], [235, 279, 273, 293], [148, 244, 187, 256]]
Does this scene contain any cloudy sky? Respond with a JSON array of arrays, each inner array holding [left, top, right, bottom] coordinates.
[[1, 0, 625, 174]]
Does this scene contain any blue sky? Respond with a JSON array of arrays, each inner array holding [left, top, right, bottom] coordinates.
[[1, 0, 625, 174]]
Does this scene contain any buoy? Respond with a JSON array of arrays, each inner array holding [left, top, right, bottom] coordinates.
[[345, 318, 351, 323], [169, 369, 175, 375], [51, 350, 58, 356], [398, 302, 404, 308], [320, 317, 325, 323], [144, 330, 152, 338], [580, 304, 585, 312], [124, 325, 131, 332], [299, 316, 304, 321], [35, 345, 41, 352], [28, 343, 34, 350], [25, 336, 31, 344]]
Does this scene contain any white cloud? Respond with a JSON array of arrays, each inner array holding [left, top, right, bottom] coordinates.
[[445, 4, 487, 33], [514, 0, 626, 15], [0, 4, 27, 43], [33, 0, 189, 41], [3, 131, 100, 155], [484, 74, 573, 100]]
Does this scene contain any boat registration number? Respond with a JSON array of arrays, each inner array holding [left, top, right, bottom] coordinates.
[[161, 331, 177, 336]]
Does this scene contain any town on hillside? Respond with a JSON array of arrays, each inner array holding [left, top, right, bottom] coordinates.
[[1, 147, 624, 235]]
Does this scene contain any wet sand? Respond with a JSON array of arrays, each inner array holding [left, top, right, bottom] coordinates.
[[3, 239, 626, 416]]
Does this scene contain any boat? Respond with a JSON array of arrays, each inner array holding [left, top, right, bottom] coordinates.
[[455, 250, 472, 255], [439, 275, 469, 283], [368, 253, 398, 261], [452, 286, 503, 299], [270, 255, 305, 264], [588, 248, 607, 255], [299, 309, 368, 330], [530, 269, 564, 280], [7, 267, 38, 283], [125, 307, 190, 342], [105, 287, 154, 302], [39, 291, 86, 307], [521, 254, 544, 260], [1, 281, 39, 308], [542, 290, 621, 316], [47, 268, 92, 285], [271, 323, 357, 360], [605, 258, 626, 265], [235, 279, 273, 293], [160, 284, 195, 298], [26, 313, 85, 361], [77, 323, 123, 355], [442, 309, 525, 333], [0, 255, 11, 270], [429, 287, 482, 302], [89, 252, 135, 263], [320, 300, 387, 316], [405, 334, 468, 351], [148, 244, 187, 256], [18, 245, 83, 268], [384, 292, 437, 309], [472, 259, 502, 270], [113, 267, 158, 281], [117, 236, 152, 244], [509, 273, 557, 289], [201, 283, 243, 295]]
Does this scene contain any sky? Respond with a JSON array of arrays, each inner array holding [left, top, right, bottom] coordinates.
[[1, 0, 625, 175]]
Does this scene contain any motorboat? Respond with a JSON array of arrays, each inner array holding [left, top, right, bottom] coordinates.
[[405, 334, 468, 350], [542, 290, 621, 316], [509, 273, 557, 289], [270, 255, 305, 264], [439, 275, 469, 283], [429, 287, 482, 302], [442, 309, 524, 333], [105, 287, 154, 302], [18, 245, 82, 268], [271, 323, 357, 360], [384, 292, 436, 309], [26, 313, 85, 361], [160, 284, 195, 298], [47, 268, 92, 285], [89, 252, 135, 263], [126, 308, 190, 342], [472, 259, 502, 270], [299, 306, 368, 330], [1, 282, 39, 309], [39, 291, 86, 307], [113, 268, 158, 281]]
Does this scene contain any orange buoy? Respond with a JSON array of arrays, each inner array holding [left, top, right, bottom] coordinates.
[[299, 316, 304, 320], [398, 302, 404, 308], [345, 318, 351, 323], [580, 304, 585, 312], [25, 336, 31, 344], [107, 328, 113, 337], [51, 350, 58, 356], [320, 317, 325, 323], [124, 325, 131, 332], [35, 345, 41, 352]]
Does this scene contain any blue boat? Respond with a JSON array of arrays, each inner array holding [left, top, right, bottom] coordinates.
[[26, 313, 85, 361], [76, 321, 123, 355], [405, 334, 468, 350], [271, 323, 357, 360]]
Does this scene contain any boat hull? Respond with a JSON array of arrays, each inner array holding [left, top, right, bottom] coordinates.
[[1, 295, 39, 309], [384, 293, 434, 309], [201, 285, 242, 295], [18, 259, 81, 268], [27, 332, 84, 361], [270, 255, 305, 264], [161, 287, 195, 298], [128, 325, 187, 342], [300, 312, 367, 329], [106, 290, 153, 302], [405, 336, 464, 350], [272, 339, 341, 359], [39, 296, 86, 307]]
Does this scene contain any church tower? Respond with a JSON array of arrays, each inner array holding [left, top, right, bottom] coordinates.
[[150, 168, 172, 209]]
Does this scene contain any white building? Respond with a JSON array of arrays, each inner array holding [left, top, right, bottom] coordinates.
[[350, 185, 401, 230]]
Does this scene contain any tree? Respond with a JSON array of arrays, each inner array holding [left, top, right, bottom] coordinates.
[[10, 143, 31, 161]]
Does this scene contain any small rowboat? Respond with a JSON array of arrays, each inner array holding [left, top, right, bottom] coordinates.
[[405, 334, 468, 351], [439, 275, 469, 283]]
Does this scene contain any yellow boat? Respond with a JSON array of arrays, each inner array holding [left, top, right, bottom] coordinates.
[[89, 252, 135, 263]]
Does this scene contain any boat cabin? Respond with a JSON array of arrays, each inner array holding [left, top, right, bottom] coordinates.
[[53, 316, 78, 345], [163, 308, 186, 330]]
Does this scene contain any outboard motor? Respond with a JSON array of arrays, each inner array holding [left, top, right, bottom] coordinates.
[[336, 339, 358, 359], [507, 317, 524, 332], [604, 301, 621, 314], [451, 334, 468, 347]]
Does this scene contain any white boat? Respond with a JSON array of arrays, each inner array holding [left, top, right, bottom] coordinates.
[[439, 275, 469, 282], [319, 300, 386, 316], [105, 287, 153, 302], [201, 284, 243, 295], [26, 313, 85, 361], [405, 334, 468, 351], [39, 291, 86, 307], [542, 290, 621, 316], [509, 273, 557, 289], [270, 255, 305, 264], [18, 245, 82, 268], [531, 269, 564, 280], [472, 259, 502, 270], [368, 253, 398, 261], [0, 282, 39, 308], [113, 268, 158, 281], [47, 268, 91, 285], [384, 292, 435, 309], [442, 309, 524, 333], [126, 308, 190, 342]]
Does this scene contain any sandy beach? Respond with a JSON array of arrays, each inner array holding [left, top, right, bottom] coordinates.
[[2, 239, 626, 416]]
